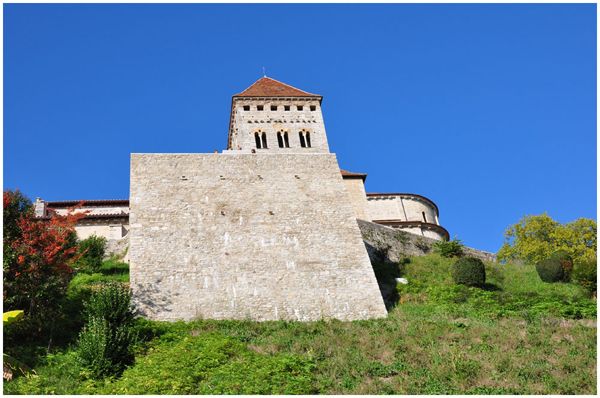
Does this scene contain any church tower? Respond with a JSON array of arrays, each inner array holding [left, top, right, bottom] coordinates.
[[227, 77, 330, 153]]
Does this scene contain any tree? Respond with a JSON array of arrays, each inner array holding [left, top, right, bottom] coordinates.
[[3, 189, 84, 326], [496, 212, 597, 265]]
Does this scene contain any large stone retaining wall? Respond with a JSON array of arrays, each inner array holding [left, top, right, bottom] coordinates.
[[129, 153, 388, 322], [357, 219, 495, 263]]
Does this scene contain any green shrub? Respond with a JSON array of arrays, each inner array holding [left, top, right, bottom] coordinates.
[[572, 259, 597, 295], [75, 282, 138, 378], [535, 258, 564, 283], [549, 250, 573, 282], [77, 235, 106, 273], [76, 317, 137, 378], [82, 281, 137, 326], [433, 236, 465, 258], [451, 257, 486, 287]]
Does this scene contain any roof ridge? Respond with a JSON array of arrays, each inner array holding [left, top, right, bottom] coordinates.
[[262, 77, 317, 96], [233, 77, 321, 97]]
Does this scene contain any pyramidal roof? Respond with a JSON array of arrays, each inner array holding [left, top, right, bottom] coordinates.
[[233, 77, 321, 98]]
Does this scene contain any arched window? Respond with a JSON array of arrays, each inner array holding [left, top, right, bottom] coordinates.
[[306, 132, 311, 148], [255, 133, 262, 149], [277, 132, 284, 148], [284, 132, 290, 148], [299, 132, 306, 148], [261, 133, 268, 149]]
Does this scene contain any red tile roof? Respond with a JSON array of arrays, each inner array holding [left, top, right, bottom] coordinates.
[[233, 77, 321, 98], [340, 169, 367, 181]]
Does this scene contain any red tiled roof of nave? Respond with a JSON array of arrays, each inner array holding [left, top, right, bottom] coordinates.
[[233, 77, 321, 98]]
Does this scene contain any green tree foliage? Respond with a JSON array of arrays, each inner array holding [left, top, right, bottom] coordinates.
[[3, 190, 33, 242], [496, 213, 597, 265], [572, 257, 597, 295], [77, 235, 107, 273], [432, 236, 465, 258]]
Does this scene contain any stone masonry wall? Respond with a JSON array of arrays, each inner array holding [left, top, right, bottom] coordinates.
[[358, 219, 495, 263], [367, 195, 438, 225], [342, 178, 372, 222], [130, 153, 388, 322]]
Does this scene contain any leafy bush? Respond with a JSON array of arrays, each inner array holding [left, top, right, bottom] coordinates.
[[76, 317, 137, 378], [451, 257, 486, 287], [433, 236, 464, 258], [535, 258, 564, 283], [549, 250, 573, 282], [76, 282, 138, 378], [77, 235, 106, 273], [572, 258, 597, 295], [83, 281, 137, 325]]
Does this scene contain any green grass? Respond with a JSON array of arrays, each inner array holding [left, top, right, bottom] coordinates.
[[4, 254, 597, 395]]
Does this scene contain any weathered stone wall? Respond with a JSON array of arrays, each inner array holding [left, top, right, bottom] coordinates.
[[105, 234, 130, 263], [358, 219, 495, 263], [129, 153, 387, 322], [342, 178, 372, 222], [229, 98, 330, 153]]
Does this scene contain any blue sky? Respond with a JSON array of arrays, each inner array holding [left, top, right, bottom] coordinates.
[[3, 3, 596, 254]]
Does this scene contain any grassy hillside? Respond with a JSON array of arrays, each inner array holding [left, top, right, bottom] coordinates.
[[4, 254, 597, 395]]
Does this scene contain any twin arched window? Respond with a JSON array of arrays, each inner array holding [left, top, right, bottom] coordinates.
[[299, 130, 311, 148], [254, 131, 268, 149], [277, 131, 290, 148], [255, 130, 311, 149]]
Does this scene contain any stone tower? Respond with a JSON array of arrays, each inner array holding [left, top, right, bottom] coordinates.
[[129, 77, 388, 322], [227, 77, 330, 153]]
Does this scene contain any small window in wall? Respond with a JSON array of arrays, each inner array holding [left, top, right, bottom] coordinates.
[[271, 105, 277, 111], [261, 133, 268, 148], [297, 105, 303, 111], [422, 212, 427, 223], [299, 132, 306, 148], [310, 105, 316, 111], [257, 105, 264, 111], [284, 105, 290, 111], [243, 105, 250, 111], [277, 132, 284, 148], [255, 133, 262, 149], [306, 132, 311, 147], [284, 132, 290, 147]]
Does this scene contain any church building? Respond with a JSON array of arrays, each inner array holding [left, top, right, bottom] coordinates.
[[35, 77, 450, 322]]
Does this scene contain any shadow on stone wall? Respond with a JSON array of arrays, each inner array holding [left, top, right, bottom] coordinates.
[[132, 281, 178, 320]]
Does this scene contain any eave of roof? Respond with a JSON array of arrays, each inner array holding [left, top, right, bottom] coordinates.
[[34, 213, 129, 221], [46, 199, 130, 207], [340, 169, 367, 182], [233, 77, 322, 98]]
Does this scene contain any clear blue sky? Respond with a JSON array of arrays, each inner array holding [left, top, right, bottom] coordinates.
[[3, 3, 596, 255]]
